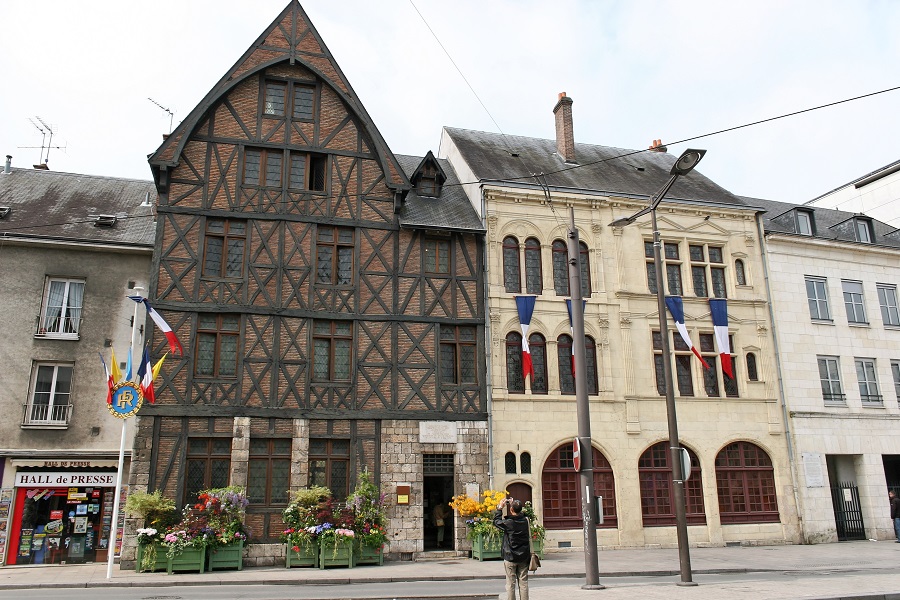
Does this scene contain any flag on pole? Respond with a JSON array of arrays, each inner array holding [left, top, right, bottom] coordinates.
[[515, 296, 536, 382], [565, 299, 587, 376], [124, 348, 133, 382], [709, 298, 733, 378], [136, 346, 156, 404], [110, 347, 123, 384], [99, 353, 114, 405], [129, 296, 184, 355], [665, 297, 711, 369]]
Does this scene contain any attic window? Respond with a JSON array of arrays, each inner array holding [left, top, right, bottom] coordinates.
[[0, 207, 10, 219], [94, 215, 118, 228], [795, 210, 814, 235], [417, 164, 440, 197], [854, 218, 873, 243]]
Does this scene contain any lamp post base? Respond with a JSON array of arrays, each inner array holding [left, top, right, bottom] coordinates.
[[581, 584, 606, 590], [677, 581, 699, 587]]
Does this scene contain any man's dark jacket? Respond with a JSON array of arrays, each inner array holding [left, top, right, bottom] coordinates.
[[492, 509, 530, 563], [891, 495, 900, 519]]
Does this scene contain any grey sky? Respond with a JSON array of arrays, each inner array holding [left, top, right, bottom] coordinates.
[[1, 0, 898, 204]]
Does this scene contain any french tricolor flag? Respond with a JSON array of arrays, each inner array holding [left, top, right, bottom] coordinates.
[[129, 296, 184, 355], [515, 296, 536, 382], [665, 297, 710, 369], [565, 299, 587, 376], [709, 298, 733, 379]]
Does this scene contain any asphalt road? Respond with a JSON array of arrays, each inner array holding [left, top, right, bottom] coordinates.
[[4, 569, 899, 600]]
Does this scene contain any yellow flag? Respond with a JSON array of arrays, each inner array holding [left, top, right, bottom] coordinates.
[[152, 353, 168, 379], [110, 348, 123, 384]]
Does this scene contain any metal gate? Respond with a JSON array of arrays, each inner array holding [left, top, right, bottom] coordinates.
[[830, 482, 866, 541]]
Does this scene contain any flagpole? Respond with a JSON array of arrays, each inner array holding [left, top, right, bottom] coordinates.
[[107, 287, 143, 579]]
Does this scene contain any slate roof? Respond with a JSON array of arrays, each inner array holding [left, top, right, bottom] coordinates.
[[0, 168, 157, 247], [396, 154, 485, 233], [744, 195, 900, 249], [443, 127, 747, 207]]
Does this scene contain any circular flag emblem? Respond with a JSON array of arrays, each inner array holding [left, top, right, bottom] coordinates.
[[108, 382, 144, 419]]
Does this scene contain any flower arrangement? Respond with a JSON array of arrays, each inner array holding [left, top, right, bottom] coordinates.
[[161, 506, 217, 559], [521, 501, 546, 542], [347, 471, 389, 551], [450, 489, 508, 545], [282, 485, 331, 552], [136, 527, 161, 545], [194, 486, 250, 547]]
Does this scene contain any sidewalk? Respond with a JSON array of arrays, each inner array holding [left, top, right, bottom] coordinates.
[[0, 540, 898, 599]]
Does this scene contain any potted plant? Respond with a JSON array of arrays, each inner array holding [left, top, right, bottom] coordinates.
[[125, 490, 177, 573], [348, 471, 388, 565], [522, 501, 546, 559], [282, 485, 330, 568], [450, 489, 507, 561], [198, 487, 249, 571], [159, 505, 215, 574], [318, 524, 355, 569]]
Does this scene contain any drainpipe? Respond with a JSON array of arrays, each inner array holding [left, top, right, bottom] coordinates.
[[481, 183, 494, 490], [756, 214, 805, 540]]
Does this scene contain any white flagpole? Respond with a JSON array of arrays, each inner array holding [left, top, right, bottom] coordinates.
[[107, 287, 143, 579]]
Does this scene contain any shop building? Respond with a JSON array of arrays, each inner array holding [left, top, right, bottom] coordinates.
[[126, 1, 488, 567], [0, 164, 155, 564]]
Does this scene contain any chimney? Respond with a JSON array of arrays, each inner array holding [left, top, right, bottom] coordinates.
[[649, 139, 667, 153], [3, 155, 11, 175], [553, 92, 576, 163]]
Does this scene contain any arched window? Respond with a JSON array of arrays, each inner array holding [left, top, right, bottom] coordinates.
[[520, 452, 532, 474], [746, 353, 758, 381], [715, 441, 779, 524], [542, 443, 616, 530], [505, 332, 524, 393], [557, 334, 574, 395], [735, 259, 746, 286], [552, 240, 569, 295], [529, 333, 548, 394], [557, 334, 597, 395], [524, 238, 543, 295], [505, 452, 517, 474], [503, 236, 521, 293], [638, 441, 706, 526], [579, 241, 591, 296]]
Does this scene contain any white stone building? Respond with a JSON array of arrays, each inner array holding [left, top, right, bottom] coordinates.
[[805, 159, 900, 230], [752, 196, 900, 543], [442, 94, 801, 550]]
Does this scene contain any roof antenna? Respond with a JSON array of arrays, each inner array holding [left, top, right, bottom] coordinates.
[[148, 97, 174, 133], [19, 117, 66, 166]]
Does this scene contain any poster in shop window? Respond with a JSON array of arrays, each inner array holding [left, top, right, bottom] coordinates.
[[74, 517, 88, 534]]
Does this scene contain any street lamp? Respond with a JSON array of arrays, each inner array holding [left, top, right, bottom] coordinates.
[[609, 148, 706, 586]]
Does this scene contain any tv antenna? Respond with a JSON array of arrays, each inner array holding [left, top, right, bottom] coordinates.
[[19, 116, 66, 166], [148, 97, 174, 133]]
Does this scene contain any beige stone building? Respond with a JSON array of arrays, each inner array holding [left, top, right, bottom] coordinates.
[[441, 94, 802, 549], [753, 196, 900, 543]]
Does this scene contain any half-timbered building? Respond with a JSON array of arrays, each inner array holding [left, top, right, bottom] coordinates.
[[127, 2, 487, 565]]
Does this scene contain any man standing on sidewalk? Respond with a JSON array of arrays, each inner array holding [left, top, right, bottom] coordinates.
[[890, 490, 900, 543], [493, 497, 530, 600]]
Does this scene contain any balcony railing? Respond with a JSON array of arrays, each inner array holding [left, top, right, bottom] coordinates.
[[860, 394, 884, 405], [22, 402, 73, 427], [822, 393, 846, 404], [33, 313, 82, 338]]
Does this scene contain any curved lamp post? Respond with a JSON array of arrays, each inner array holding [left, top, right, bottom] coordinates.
[[609, 148, 706, 586]]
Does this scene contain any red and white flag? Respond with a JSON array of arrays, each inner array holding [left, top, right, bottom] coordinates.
[[136, 346, 156, 404], [709, 298, 733, 379], [98, 352, 114, 405], [665, 297, 710, 369], [515, 296, 536, 382], [129, 296, 184, 355]]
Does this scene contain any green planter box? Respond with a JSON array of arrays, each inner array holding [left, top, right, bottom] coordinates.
[[285, 542, 318, 568], [471, 532, 502, 561], [207, 539, 244, 571], [135, 543, 167, 573], [319, 538, 354, 569], [355, 543, 384, 566], [167, 545, 206, 574], [532, 537, 544, 559]]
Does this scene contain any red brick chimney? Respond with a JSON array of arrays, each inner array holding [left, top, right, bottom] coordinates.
[[649, 139, 667, 153], [553, 92, 576, 163]]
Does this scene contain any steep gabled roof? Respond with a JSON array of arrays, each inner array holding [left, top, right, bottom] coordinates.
[[745, 195, 900, 249], [0, 168, 156, 247], [148, 1, 409, 193], [443, 127, 747, 207], [396, 154, 484, 233]]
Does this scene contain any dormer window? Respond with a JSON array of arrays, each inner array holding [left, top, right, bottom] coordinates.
[[795, 210, 813, 235], [94, 215, 118, 228], [854, 218, 873, 243], [417, 164, 439, 197]]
